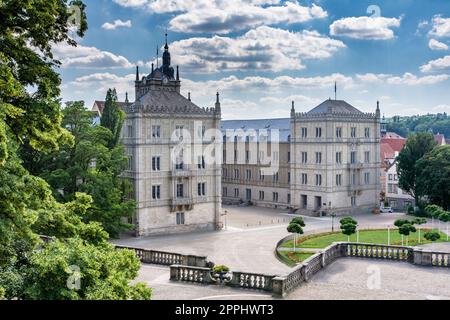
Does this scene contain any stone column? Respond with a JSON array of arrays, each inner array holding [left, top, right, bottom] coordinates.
[[413, 248, 432, 266], [170, 265, 180, 281], [272, 276, 287, 298]]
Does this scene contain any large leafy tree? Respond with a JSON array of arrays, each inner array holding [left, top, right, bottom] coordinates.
[[416, 145, 450, 210], [0, 0, 150, 299], [100, 88, 125, 148], [38, 101, 134, 237], [396, 132, 437, 205]]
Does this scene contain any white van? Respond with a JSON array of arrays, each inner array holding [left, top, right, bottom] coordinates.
[[380, 206, 393, 213]]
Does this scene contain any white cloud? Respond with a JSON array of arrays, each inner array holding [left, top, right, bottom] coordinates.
[[156, 26, 345, 73], [429, 39, 448, 51], [182, 73, 354, 97], [330, 16, 401, 40], [432, 104, 450, 113], [53, 43, 133, 69], [420, 55, 450, 73], [429, 15, 450, 38], [356, 72, 449, 85], [102, 19, 132, 30], [113, 0, 327, 34]]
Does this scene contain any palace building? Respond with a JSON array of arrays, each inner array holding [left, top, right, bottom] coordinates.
[[222, 100, 381, 216], [93, 35, 381, 236], [117, 36, 222, 236]]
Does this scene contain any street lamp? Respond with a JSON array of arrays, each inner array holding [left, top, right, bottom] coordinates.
[[221, 210, 228, 230], [329, 202, 336, 232]]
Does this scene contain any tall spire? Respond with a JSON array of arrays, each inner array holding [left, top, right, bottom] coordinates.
[[334, 81, 337, 100], [215, 91, 221, 114], [156, 45, 159, 68], [164, 29, 168, 50], [135, 65, 139, 81], [291, 101, 295, 118], [151, 63, 154, 73], [125, 92, 129, 103], [176, 65, 179, 81]]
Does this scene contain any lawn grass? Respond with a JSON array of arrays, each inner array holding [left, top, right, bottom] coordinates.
[[280, 229, 449, 249], [278, 251, 315, 264]]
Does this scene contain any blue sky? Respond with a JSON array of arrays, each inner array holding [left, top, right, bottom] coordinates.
[[58, 0, 450, 119]]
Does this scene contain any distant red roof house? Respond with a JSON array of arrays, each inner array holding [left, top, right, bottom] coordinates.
[[381, 143, 395, 163], [434, 133, 447, 146], [381, 132, 406, 154], [92, 100, 130, 116]]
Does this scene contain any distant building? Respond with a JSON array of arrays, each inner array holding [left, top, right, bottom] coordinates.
[[434, 133, 447, 146], [222, 99, 381, 216]]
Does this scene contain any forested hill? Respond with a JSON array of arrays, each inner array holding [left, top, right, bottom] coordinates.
[[385, 113, 450, 138]]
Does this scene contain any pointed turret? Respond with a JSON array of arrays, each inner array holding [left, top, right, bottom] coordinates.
[[215, 91, 221, 114], [376, 100, 380, 118], [290, 101, 295, 118], [125, 92, 129, 103], [135, 65, 139, 82], [176, 65, 180, 81]]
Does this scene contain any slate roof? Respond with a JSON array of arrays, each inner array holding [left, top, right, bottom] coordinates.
[[307, 99, 363, 115], [136, 90, 208, 114], [221, 118, 291, 142], [92, 101, 130, 115]]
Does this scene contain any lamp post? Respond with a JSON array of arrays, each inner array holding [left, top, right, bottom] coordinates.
[[329, 202, 336, 232], [221, 210, 228, 230]]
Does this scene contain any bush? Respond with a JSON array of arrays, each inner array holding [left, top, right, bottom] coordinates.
[[406, 205, 414, 215], [213, 265, 230, 273], [424, 231, 441, 242], [0, 286, 5, 300]]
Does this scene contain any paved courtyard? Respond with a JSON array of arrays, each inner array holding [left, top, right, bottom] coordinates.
[[115, 205, 450, 299], [114, 205, 411, 274], [136, 259, 450, 300]]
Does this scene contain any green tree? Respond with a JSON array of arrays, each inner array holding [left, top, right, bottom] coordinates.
[[416, 145, 450, 210], [100, 89, 125, 148], [394, 219, 416, 245], [340, 217, 358, 242], [23, 238, 151, 300], [0, 0, 150, 300], [28, 101, 135, 237], [424, 231, 441, 242], [287, 218, 305, 251], [397, 132, 437, 206]]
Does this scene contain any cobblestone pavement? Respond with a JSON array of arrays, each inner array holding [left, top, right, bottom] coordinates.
[[137, 259, 450, 300], [114, 206, 411, 275]]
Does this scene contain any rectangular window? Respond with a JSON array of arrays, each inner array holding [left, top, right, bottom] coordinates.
[[287, 194, 291, 204], [259, 170, 265, 181], [127, 125, 133, 138], [350, 127, 357, 138], [197, 125, 206, 138], [336, 127, 342, 138], [246, 169, 252, 180], [301, 173, 308, 185], [315, 127, 322, 138], [152, 185, 161, 200], [234, 169, 239, 179], [287, 151, 291, 163], [234, 188, 239, 198], [128, 155, 133, 170], [245, 150, 250, 162], [364, 151, 370, 163], [315, 174, 322, 186], [273, 172, 279, 183], [152, 125, 161, 138], [364, 172, 370, 184], [246, 189, 252, 201], [336, 152, 342, 164], [352, 173, 357, 185], [351, 197, 356, 207], [175, 125, 184, 139], [223, 187, 228, 197], [152, 156, 161, 171], [259, 191, 265, 201], [388, 174, 393, 181], [301, 127, 308, 138], [197, 183, 206, 196], [315, 152, 322, 164], [176, 212, 185, 225], [273, 192, 279, 202], [364, 128, 370, 138], [288, 172, 291, 183], [350, 151, 356, 164], [336, 174, 342, 186], [198, 156, 206, 169], [301, 152, 308, 164], [176, 184, 184, 198]]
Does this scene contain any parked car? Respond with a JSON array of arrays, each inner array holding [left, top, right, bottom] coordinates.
[[380, 206, 394, 213]]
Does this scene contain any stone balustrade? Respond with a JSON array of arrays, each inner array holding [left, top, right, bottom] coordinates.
[[170, 265, 212, 284], [115, 245, 208, 267], [228, 272, 275, 291]]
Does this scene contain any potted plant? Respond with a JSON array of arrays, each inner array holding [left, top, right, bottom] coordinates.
[[211, 265, 232, 284]]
